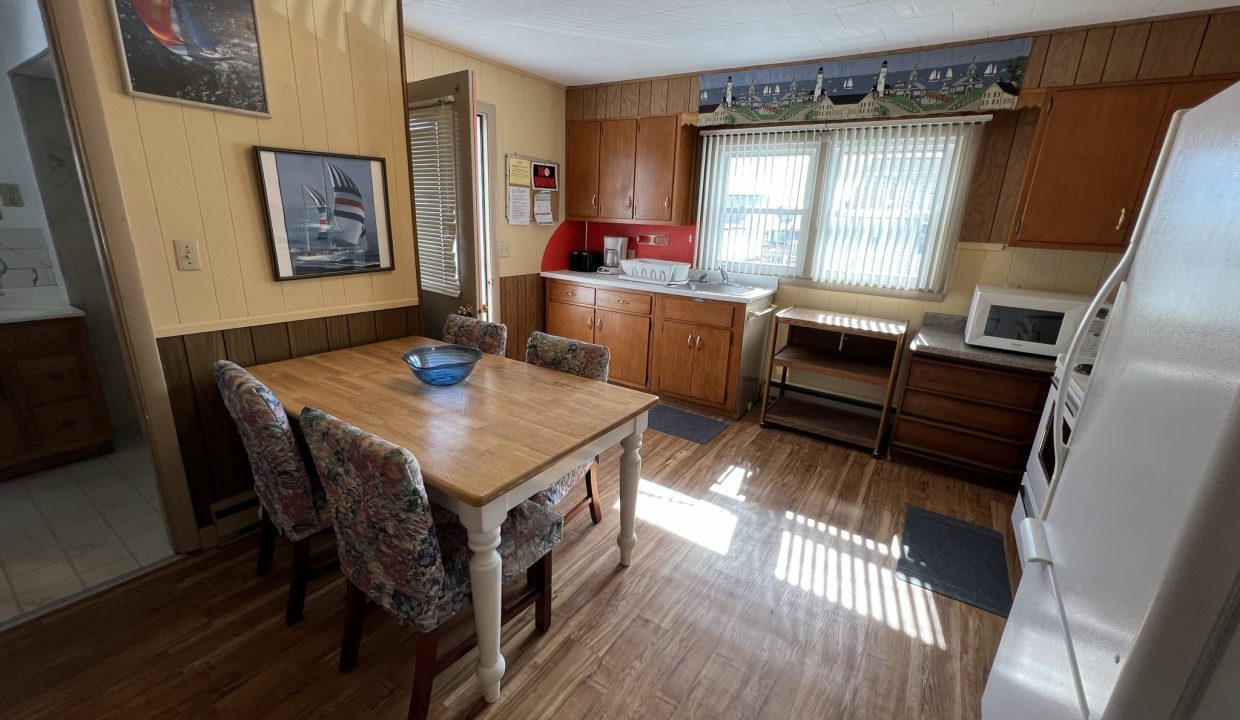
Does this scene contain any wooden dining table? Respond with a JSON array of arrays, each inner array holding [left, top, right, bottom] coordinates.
[[248, 336, 656, 703]]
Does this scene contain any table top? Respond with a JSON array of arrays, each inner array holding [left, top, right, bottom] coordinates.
[[776, 307, 908, 339], [250, 336, 657, 506]]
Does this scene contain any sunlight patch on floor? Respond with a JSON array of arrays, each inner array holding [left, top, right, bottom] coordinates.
[[624, 479, 738, 555], [708, 464, 750, 502], [775, 511, 947, 648]]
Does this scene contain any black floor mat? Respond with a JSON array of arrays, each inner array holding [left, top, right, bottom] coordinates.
[[648, 404, 727, 444], [896, 505, 1013, 617]]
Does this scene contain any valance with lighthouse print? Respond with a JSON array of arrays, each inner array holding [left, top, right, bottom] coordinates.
[[697, 38, 1034, 126]]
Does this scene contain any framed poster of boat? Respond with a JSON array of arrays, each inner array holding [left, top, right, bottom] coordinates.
[[255, 147, 395, 281], [109, 0, 269, 116]]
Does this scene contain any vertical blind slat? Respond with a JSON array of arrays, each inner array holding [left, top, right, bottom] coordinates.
[[408, 102, 461, 297]]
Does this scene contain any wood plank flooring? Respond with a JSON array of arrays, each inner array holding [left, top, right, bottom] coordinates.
[[0, 410, 1019, 719]]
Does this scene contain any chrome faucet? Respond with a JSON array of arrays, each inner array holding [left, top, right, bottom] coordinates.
[[718, 266, 730, 284]]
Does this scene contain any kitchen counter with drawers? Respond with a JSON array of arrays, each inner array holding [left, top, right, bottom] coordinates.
[[909, 313, 1056, 373]]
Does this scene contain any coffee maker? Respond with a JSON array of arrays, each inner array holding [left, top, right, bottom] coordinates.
[[598, 236, 628, 274]]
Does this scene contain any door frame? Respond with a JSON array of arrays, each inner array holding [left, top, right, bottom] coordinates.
[[475, 101, 501, 322], [38, 0, 199, 551]]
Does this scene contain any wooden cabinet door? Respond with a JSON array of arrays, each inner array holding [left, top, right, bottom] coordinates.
[[599, 118, 637, 219], [595, 309, 649, 387], [634, 115, 677, 221], [690, 326, 732, 405], [1014, 84, 1172, 250], [547, 301, 595, 344], [566, 121, 601, 218], [655, 320, 696, 398]]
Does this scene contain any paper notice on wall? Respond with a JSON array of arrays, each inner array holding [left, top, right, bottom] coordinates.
[[508, 186, 530, 225], [533, 190, 554, 225], [507, 157, 531, 187]]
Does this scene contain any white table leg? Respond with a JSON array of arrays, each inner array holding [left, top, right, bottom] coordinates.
[[617, 424, 643, 567], [463, 519, 505, 703]]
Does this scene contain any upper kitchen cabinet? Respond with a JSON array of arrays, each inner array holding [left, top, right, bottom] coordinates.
[[1010, 78, 1235, 252], [566, 114, 698, 225], [566, 121, 601, 218]]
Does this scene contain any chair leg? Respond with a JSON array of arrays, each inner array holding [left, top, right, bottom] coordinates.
[[407, 628, 440, 720], [586, 460, 603, 525], [256, 512, 278, 577], [528, 551, 553, 633], [286, 537, 311, 626], [340, 580, 367, 672]]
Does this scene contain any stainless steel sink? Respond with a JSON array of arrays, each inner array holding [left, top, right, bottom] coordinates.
[[686, 281, 762, 298]]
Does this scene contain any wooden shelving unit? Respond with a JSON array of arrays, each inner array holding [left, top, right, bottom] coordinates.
[[759, 308, 908, 456]]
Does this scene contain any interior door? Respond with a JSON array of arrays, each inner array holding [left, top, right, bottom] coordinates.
[[595, 309, 649, 387], [599, 118, 637, 219], [566, 121, 600, 218], [690, 326, 731, 404], [1015, 84, 1171, 249], [633, 115, 677, 221], [546, 301, 595, 344], [655, 320, 696, 398]]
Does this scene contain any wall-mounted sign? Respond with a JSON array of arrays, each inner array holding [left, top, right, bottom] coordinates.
[[508, 156, 532, 186], [698, 37, 1033, 127], [531, 161, 559, 190]]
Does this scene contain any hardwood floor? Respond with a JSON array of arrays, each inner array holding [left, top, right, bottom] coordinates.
[[0, 410, 1019, 719]]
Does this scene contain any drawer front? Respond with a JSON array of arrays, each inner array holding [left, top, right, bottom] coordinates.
[[900, 388, 1037, 441], [32, 398, 108, 450], [906, 356, 1045, 410], [662, 297, 734, 328], [548, 280, 595, 306], [0, 319, 79, 360], [596, 288, 651, 315], [893, 417, 1026, 473], [18, 354, 92, 406]]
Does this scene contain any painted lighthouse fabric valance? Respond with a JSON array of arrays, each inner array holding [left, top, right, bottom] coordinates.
[[697, 38, 1034, 126]]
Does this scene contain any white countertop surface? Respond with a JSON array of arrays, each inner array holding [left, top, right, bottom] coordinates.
[[541, 269, 777, 303], [0, 304, 84, 324]]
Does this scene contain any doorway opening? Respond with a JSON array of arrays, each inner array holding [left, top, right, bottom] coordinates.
[[0, 1, 172, 629]]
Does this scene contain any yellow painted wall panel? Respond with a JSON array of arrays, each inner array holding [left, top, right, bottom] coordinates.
[[284, 0, 329, 149], [182, 110, 248, 319], [254, 0, 305, 148]]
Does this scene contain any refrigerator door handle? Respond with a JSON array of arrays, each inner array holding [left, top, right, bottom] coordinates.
[[1043, 109, 1186, 520]]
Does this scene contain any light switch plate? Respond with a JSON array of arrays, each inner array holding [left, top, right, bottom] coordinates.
[[497, 237, 510, 257], [0, 183, 24, 207], [173, 239, 202, 271]]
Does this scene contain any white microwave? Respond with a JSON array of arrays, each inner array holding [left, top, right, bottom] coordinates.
[[964, 285, 1092, 357]]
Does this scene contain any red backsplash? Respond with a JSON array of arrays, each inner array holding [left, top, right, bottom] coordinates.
[[540, 220, 696, 271]]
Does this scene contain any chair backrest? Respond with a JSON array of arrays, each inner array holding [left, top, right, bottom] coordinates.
[[299, 408, 452, 629], [213, 361, 325, 541], [524, 331, 610, 382], [443, 314, 508, 356]]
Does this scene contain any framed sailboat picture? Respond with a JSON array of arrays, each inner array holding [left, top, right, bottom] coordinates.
[[254, 147, 395, 281], [109, 0, 269, 115]]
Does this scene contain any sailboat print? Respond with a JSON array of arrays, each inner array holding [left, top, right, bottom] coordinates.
[[131, 0, 232, 60], [290, 161, 370, 268]]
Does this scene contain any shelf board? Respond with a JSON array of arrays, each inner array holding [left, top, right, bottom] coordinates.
[[772, 345, 892, 385], [763, 394, 881, 450]]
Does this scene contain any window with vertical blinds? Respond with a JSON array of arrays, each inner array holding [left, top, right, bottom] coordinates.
[[696, 117, 986, 297], [408, 99, 460, 297]]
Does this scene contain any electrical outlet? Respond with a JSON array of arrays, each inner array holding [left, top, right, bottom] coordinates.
[[173, 239, 202, 271], [497, 237, 510, 258], [0, 183, 24, 207]]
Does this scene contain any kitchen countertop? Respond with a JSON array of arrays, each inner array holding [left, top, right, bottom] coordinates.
[[910, 312, 1056, 373], [541, 269, 777, 303], [0, 303, 85, 324]]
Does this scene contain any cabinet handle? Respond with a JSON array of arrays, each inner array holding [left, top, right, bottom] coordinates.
[[627, 195, 632, 208], [664, 196, 670, 210], [695, 335, 702, 350], [597, 318, 604, 332], [617, 299, 630, 304], [565, 291, 574, 296], [686, 334, 693, 346], [592, 194, 597, 207], [587, 318, 593, 329], [1115, 207, 1127, 231]]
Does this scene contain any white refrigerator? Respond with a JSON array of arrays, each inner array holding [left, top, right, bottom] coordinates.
[[981, 82, 1240, 718]]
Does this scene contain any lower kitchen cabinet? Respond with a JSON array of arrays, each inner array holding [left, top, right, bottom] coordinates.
[[594, 309, 649, 387], [655, 321, 731, 406], [547, 298, 595, 344], [546, 280, 652, 389]]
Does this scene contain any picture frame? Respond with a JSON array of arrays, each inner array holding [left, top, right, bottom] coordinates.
[[108, 0, 270, 116], [254, 147, 396, 281]]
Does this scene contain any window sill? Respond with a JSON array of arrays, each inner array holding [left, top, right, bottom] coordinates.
[[778, 276, 946, 303]]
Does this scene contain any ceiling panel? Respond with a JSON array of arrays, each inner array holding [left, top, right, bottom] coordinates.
[[402, 0, 1237, 85]]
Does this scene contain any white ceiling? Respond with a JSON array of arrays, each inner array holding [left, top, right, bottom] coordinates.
[[402, 0, 1236, 86]]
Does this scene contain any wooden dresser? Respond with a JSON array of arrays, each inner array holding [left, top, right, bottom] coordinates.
[[0, 315, 112, 480], [890, 318, 1052, 488]]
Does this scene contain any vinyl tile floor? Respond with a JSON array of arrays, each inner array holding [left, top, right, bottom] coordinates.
[[0, 438, 174, 628]]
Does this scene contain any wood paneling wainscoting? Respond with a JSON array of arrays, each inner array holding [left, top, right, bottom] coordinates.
[[156, 306, 422, 533], [498, 274, 546, 361]]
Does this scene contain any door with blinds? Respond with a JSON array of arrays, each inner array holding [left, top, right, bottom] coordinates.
[[407, 71, 480, 338]]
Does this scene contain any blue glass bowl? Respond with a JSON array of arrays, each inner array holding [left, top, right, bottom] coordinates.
[[402, 345, 484, 386]]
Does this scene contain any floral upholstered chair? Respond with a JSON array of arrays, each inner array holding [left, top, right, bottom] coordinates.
[[299, 408, 563, 720], [442, 314, 508, 356], [525, 331, 610, 525], [214, 360, 333, 625]]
